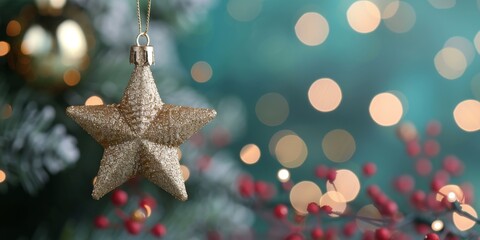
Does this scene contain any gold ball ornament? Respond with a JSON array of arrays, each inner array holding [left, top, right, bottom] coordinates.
[[66, 36, 216, 201], [8, 2, 93, 89]]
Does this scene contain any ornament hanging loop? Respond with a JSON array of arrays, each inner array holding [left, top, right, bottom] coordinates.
[[136, 32, 151, 46]]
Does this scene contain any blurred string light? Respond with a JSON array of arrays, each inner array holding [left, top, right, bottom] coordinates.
[[275, 133, 308, 168], [0, 170, 6, 183], [308, 78, 342, 112], [227, 0, 262, 22], [269, 130, 295, 156], [431, 219, 444, 232], [239, 143, 261, 165], [346, 0, 381, 34], [191, 61, 213, 83], [383, 1, 416, 33], [445, 36, 475, 66], [356, 204, 382, 232], [6, 20, 21, 37], [319, 191, 347, 217], [277, 168, 290, 183], [289, 181, 322, 215], [369, 92, 403, 126], [453, 204, 477, 231], [453, 99, 480, 132], [180, 165, 190, 181], [326, 169, 360, 202], [322, 129, 356, 163], [434, 47, 467, 80], [295, 12, 329, 46], [428, 0, 456, 9], [85, 96, 104, 106], [0, 41, 10, 57], [255, 92, 289, 126]]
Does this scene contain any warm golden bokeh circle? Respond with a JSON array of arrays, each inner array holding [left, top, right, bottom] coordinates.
[[453, 99, 480, 132], [275, 134, 308, 168], [326, 169, 360, 202], [277, 168, 290, 183], [453, 204, 477, 231], [369, 92, 403, 126], [180, 165, 190, 181], [356, 204, 382, 232], [347, 1, 381, 34], [269, 130, 296, 156], [308, 78, 342, 112], [322, 129, 356, 163], [0, 170, 6, 183], [434, 47, 467, 80], [436, 184, 465, 203], [240, 144, 261, 165], [191, 61, 213, 83], [256, 93, 289, 126], [384, 1, 416, 33], [289, 181, 322, 215], [85, 96, 104, 106], [295, 12, 329, 46], [319, 191, 347, 217]]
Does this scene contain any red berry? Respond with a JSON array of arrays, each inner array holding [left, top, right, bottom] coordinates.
[[207, 231, 222, 240], [460, 183, 473, 204], [274, 204, 289, 219], [140, 196, 157, 209], [311, 227, 324, 240], [125, 219, 142, 235], [325, 228, 337, 240], [414, 223, 430, 235], [255, 181, 274, 200], [112, 189, 128, 206], [426, 121, 441, 137], [424, 233, 439, 240], [362, 230, 375, 240], [393, 175, 414, 193], [443, 155, 463, 176], [320, 205, 333, 214], [294, 214, 306, 223], [430, 178, 444, 192], [375, 228, 391, 240], [315, 165, 328, 179], [326, 169, 337, 183], [423, 140, 440, 157], [343, 222, 357, 237], [382, 201, 398, 216], [373, 193, 388, 206], [416, 158, 432, 176], [367, 185, 381, 198], [151, 223, 166, 237], [94, 215, 109, 229], [285, 233, 303, 240], [363, 163, 377, 177], [410, 190, 426, 209], [307, 202, 320, 214], [238, 175, 254, 198], [406, 141, 421, 157]]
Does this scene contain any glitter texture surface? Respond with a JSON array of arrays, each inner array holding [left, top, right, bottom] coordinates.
[[66, 46, 216, 201]]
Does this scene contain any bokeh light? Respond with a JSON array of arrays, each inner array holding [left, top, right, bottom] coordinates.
[[275, 134, 308, 168], [277, 168, 290, 183], [63, 69, 81, 86], [379, 0, 400, 19], [453, 204, 477, 231], [57, 20, 87, 63], [383, 1, 416, 33], [475, 31, 480, 54], [428, 0, 456, 9], [0, 41, 10, 57], [289, 181, 322, 215], [6, 20, 21, 37], [356, 204, 382, 232], [0, 170, 6, 183], [240, 144, 261, 165], [434, 47, 467, 80], [227, 0, 262, 22], [431, 219, 444, 232], [445, 36, 475, 66], [191, 61, 213, 83], [347, 1, 381, 34], [180, 165, 190, 181], [256, 93, 289, 126], [326, 169, 360, 202], [295, 12, 329, 46], [453, 99, 480, 132], [319, 191, 347, 217], [436, 185, 464, 203], [397, 122, 418, 142], [269, 130, 296, 156], [308, 78, 342, 112], [369, 92, 403, 126], [85, 96, 104, 106], [322, 129, 356, 163]]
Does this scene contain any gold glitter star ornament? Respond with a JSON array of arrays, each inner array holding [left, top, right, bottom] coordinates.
[[66, 37, 216, 201]]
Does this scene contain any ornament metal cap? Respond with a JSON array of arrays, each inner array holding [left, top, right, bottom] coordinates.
[[130, 32, 155, 66]]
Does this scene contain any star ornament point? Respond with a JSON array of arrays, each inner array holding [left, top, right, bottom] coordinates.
[[67, 67, 216, 201]]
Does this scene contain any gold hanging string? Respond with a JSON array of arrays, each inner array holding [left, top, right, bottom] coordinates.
[[137, 0, 152, 34]]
